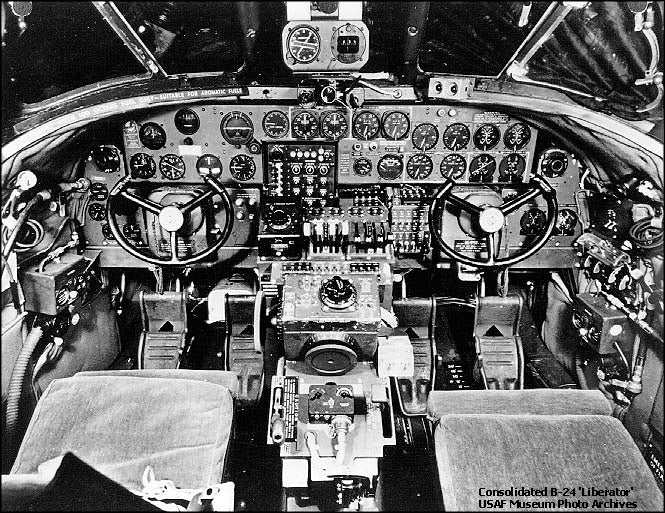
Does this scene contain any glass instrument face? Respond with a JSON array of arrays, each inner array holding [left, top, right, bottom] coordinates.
[[287, 25, 321, 64]]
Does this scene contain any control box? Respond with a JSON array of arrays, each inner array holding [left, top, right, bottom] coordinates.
[[572, 292, 635, 354], [308, 384, 355, 422], [258, 197, 303, 260]]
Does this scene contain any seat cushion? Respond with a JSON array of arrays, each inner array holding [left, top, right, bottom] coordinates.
[[434, 414, 663, 511], [11, 374, 235, 492], [427, 389, 612, 420]]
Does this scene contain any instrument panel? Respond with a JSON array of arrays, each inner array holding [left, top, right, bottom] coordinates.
[[79, 102, 583, 269]]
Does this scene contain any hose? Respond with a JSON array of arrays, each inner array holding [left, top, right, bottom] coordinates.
[[6, 325, 44, 452], [574, 353, 589, 390]]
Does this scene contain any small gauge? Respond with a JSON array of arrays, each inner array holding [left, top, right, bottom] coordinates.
[[443, 123, 471, 151], [292, 111, 319, 139], [174, 108, 200, 135], [352, 111, 381, 140], [287, 25, 321, 64], [159, 154, 186, 180], [520, 208, 547, 235], [89, 183, 108, 201], [498, 153, 526, 182], [353, 157, 372, 176], [263, 110, 290, 138], [473, 124, 500, 150], [129, 153, 156, 179], [382, 111, 410, 140], [440, 154, 467, 180], [411, 123, 439, 151], [469, 154, 496, 182], [540, 149, 568, 178], [196, 154, 222, 178], [553, 208, 578, 236], [503, 122, 531, 150], [139, 122, 167, 150], [101, 223, 115, 240], [406, 154, 433, 180], [377, 154, 403, 180], [320, 111, 349, 140], [221, 111, 254, 146], [91, 146, 120, 173], [87, 202, 106, 221], [230, 154, 256, 181]]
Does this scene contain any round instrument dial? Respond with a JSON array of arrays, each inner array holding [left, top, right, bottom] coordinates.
[[87, 202, 106, 221], [174, 108, 200, 135], [129, 153, 156, 179], [159, 154, 186, 180], [292, 111, 319, 139], [503, 122, 531, 151], [540, 149, 568, 178], [196, 154, 222, 178], [287, 25, 321, 64], [377, 154, 403, 180], [352, 111, 381, 140], [443, 123, 471, 151], [319, 276, 357, 309], [406, 154, 433, 180], [101, 223, 115, 240], [353, 157, 372, 176], [411, 123, 439, 151], [229, 154, 256, 181], [263, 110, 289, 138], [320, 111, 348, 140], [498, 153, 526, 182], [440, 154, 467, 180], [473, 124, 500, 150], [92, 146, 120, 173], [469, 154, 496, 182], [520, 208, 547, 235], [221, 111, 254, 146], [382, 111, 410, 140], [554, 208, 578, 236], [89, 183, 108, 201], [139, 122, 167, 150]]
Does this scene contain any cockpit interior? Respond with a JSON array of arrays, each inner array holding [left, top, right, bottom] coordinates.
[[1, 1, 663, 511]]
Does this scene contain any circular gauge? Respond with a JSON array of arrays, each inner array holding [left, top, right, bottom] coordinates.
[[406, 154, 433, 180], [101, 223, 115, 240], [319, 276, 357, 309], [377, 154, 403, 180], [440, 154, 467, 180], [159, 154, 186, 180], [263, 110, 290, 138], [520, 208, 547, 235], [352, 111, 381, 140], [89, 183, 108, 201], [473, 124, 500, 150], [92, 146, 120, 173], [554, 208, 578, 236], [196, 154, 222, 178], [353, 157, 372, 176], [129, 153, 156, 179], [503, 122, 531, 151], [468, 154, 496, 182], [287, 25, 321, 64], [221, 111, 254, 146], [411, 123, 439, 151], [320, 111, 349, 140], [139, 122, 167, 150], [87, 202, 106, 221], [498, 153, 526, 182], [382, 111, 410, 140], [292, 111, 319, 139], [122, 223, 142, 241], [540, 149, 568, 178], [174, 108, 200, 135], [443, 123, 471, 151], [229, 154, 256, 181]]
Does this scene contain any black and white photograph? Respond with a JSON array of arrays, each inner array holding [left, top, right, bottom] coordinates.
[[1, 1, 663, 511]]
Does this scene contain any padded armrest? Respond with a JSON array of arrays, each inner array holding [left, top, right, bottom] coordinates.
[[427, 389, 612, 421], [74, 369, 240, 397]]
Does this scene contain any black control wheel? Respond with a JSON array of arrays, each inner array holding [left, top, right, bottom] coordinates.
[[428, 175, 558, 269], [106, 174, 234, 266]]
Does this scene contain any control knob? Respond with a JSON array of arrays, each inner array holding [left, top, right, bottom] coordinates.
[[319, 276, 357, 310]]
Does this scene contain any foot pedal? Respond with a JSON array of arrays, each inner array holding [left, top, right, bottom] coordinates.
[[473, 295, 523, 389], [139, 291, 187, 369]]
